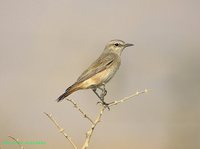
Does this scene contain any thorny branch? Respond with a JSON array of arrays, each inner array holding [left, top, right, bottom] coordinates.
[[81, 89, 148, 149], [45, 89, 148, 149], [65, 98, 94, 124], [81, 106, 106, 149], [44, 112, 78, 149], [109, 89, 148, 107]]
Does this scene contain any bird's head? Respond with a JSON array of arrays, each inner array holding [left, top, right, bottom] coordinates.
[[104, 39, 134, 55]]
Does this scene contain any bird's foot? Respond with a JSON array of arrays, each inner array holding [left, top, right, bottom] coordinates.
[[96, 101, 110, 110]]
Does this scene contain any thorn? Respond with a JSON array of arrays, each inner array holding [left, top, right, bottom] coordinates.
[[60, 128, 64, 133]]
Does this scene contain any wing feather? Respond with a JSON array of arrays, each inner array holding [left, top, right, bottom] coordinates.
[[77, 53, 116, 83]]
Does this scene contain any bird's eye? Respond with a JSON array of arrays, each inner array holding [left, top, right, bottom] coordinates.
[[115, 43, 119, 46]]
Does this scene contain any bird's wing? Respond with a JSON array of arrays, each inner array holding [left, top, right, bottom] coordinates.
[[77, 53, 116, 83]]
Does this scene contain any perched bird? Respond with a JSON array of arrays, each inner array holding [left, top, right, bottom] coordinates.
[[57, 39, 133, 105]]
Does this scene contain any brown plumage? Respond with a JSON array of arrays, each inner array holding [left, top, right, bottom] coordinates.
[[57, 39, 133, 102], [57, 82, 81, 101]]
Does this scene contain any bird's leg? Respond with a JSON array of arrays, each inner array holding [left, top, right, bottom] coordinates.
[[92, 88, 102, 100], [92, 84, 110, 110]]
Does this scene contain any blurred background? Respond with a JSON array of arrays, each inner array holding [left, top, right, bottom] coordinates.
[[0, 0, 200, 149]]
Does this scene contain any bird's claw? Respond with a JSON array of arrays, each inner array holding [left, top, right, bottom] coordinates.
[[96, 101, 110, 110]]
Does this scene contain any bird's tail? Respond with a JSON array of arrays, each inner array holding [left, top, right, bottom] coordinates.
[[57, 82, 81, 102]]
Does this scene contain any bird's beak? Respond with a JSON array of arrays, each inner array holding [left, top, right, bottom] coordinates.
[[125, 43, 134, 47]]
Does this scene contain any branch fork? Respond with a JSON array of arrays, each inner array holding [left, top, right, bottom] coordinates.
[[45, 89, 148, 149]]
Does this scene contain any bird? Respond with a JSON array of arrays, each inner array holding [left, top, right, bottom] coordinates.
[[57, 39, 133, 105]]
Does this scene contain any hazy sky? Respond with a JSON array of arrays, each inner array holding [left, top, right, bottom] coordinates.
[[0, 0, 200, 149]]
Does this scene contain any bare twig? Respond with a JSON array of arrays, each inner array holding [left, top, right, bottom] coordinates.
[[8, 136, 24, 149], [65, 98, 94, 124], [81, 106, 106, 149], [81, 89, 148, 149], [109, 89, 148, 107], [44, 112, 78, 149], [47, 89, 148, 149]]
